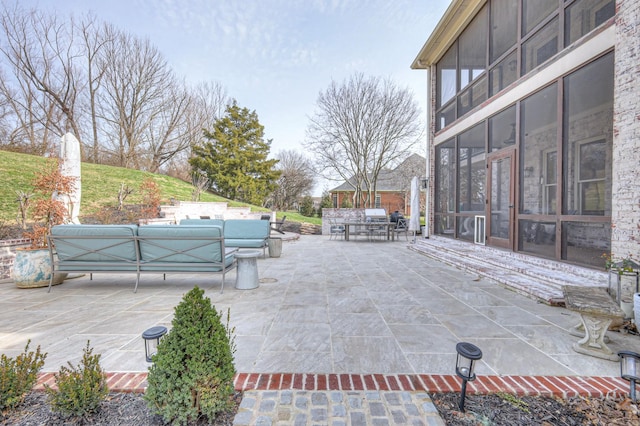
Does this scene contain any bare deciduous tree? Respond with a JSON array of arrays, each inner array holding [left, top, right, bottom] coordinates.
[[0, 5, 84, 152], [164, 81, 230, 181], [191, 81, 230, 134], [0, 64, 57, 153], [305, 73, 422, 207], [191, 170, 210, 201], [78, 15, 112, 163], [144, 80, 194, 173], [98, 31, 174, 169], [270, 149, 316, 210], [117, 182, 133, 210], [0, 5, 230, 178]]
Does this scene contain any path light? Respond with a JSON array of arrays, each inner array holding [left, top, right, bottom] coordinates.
[[142, 326, 167, 363], [455, 342, 482, 412], [618, 350, 640, 403]]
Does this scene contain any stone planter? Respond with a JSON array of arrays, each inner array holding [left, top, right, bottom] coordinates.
[[12, 248, 66, 289], [608, 270, 640, 304], [268, 237, 282, 258], [621, 297, 634, 320]]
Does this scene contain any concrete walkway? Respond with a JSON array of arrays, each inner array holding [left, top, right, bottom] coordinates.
[[2, 234, 639, 424]]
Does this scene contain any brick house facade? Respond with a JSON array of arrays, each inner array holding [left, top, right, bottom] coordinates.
[[329, 154, 425, 216], [412, 0, 638, 270]]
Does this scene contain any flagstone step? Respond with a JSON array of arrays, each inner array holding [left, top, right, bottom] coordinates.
[[409, 236, 608, 305]]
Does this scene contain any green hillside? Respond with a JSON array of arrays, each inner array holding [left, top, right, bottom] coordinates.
[[0, 150, 258, 223]]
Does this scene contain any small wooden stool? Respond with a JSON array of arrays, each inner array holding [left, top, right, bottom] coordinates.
[[563, 285, 624, 361]]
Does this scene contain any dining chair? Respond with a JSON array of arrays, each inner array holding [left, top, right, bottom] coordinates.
[[329, 218, 345, 240], [393, 218, 409, 241]]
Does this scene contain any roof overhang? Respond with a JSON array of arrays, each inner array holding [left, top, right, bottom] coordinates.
[[411, 0, 487, 69]]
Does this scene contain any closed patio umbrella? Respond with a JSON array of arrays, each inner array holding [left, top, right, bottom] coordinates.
[[57, 132, 82, 224], [409, 176, 421, 242]]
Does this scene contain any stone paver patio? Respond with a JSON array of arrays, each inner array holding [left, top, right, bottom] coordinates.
[[2, 234, 639, 424]]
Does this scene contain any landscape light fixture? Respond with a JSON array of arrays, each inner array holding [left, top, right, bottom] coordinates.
[[142, 325, 167, 363], [420, 177, 429, 190], [618, 350, 640, 403], [455, 342, 483, 412]]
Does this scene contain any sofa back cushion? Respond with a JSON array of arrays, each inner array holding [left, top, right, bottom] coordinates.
[[179, 218, 225, 228], [51, 225, 138, 263], [223, 219, 269, 240], [138, 225, 224, 264]]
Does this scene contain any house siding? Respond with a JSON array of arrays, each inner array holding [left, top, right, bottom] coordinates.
[[416, 0, 639, 269]]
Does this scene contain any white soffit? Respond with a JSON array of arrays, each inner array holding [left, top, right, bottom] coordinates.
[[411, 0, 486, 69]]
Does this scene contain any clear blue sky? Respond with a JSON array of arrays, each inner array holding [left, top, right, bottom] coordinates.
[[21, 0, 450, 192]]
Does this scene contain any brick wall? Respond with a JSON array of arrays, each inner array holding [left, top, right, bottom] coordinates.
[[611, 0, 640, 259], [0, 239, 31, 283]]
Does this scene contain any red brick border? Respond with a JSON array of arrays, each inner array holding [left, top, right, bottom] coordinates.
[[35, 372, 630, 398]]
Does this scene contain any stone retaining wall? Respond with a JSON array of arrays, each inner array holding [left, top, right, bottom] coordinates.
[[159, 201, 262, 223], [321, 209, 367, 235]]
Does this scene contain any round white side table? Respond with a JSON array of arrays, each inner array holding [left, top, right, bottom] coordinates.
[[234, 250, 261, 290]]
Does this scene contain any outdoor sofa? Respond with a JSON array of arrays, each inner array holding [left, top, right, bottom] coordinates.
[[47, 224, 237, 293]]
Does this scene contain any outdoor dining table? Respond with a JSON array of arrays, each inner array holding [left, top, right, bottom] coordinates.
[[343, 221, 396, 241]]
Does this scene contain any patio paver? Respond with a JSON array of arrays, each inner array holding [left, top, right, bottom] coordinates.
[[3, 234, 640, 424]]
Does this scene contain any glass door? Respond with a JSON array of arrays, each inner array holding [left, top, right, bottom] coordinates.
[[487, 150, 515, 249]]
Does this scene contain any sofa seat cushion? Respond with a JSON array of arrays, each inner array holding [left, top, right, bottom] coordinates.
[[138, 225, 232, 270], [51, 225, 138, 268], [224, 238, 267, 248]]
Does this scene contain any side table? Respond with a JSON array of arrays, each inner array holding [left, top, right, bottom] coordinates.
[[235, 250, 261, 290]]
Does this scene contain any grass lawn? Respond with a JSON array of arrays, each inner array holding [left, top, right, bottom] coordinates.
[[0, 150, 321, 226]]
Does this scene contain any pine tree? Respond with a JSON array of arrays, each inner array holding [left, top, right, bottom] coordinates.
[[190, 101, 280, 206]]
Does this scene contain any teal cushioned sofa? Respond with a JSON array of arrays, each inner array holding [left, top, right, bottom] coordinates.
[[48, 224, 236, 293], [51, 225, 139, 271], [178, 218, 270, 256], [220, 219, 270, 256], [138, 225, 235, 271]]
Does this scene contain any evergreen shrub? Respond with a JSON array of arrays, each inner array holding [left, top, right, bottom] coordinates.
[[0, 340, 46, 411], [144, 286, 237, 425], [299, 195, 314, 217], [45, 341, 108, 418]]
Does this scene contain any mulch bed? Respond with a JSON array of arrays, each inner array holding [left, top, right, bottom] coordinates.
[[0, 391, 240, 426], [3, 390, 639, 425], [431, 392, 640, 425]]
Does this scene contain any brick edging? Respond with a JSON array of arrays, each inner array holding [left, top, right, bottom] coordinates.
[[35, 372, 630, 399]]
